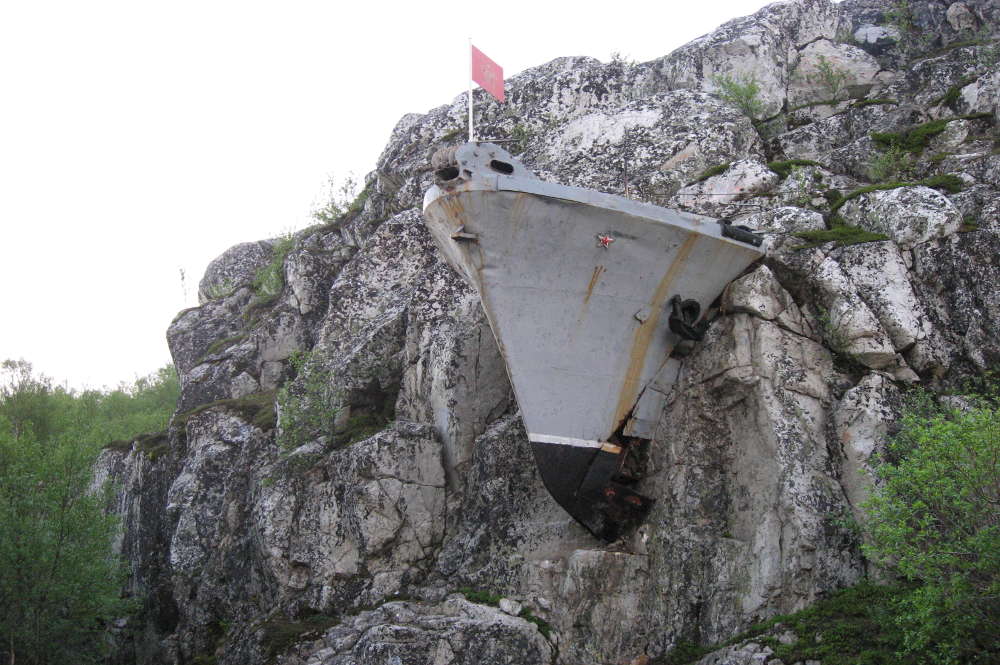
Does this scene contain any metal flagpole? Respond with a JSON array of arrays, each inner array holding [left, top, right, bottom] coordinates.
[[468, 38, 474, 143]]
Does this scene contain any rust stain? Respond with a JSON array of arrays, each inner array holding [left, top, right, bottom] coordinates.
[[612, 233, 699, 429], [584, 265, 606, 305]]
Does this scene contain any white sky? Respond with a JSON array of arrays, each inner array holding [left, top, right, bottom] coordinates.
[[0, 0, 779, 390]]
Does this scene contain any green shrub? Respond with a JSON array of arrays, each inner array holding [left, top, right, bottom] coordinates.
[[871, 119, 950, 154], [510, 123, 535, 153], [689, 162, 731, 185], [794, 222, 888, 249], [851, 98, 899, 108], [654, 583, 915, 664], [885, 0, 915, 35], [177, 391, 277, 432], [203, 278, 236, 300], [807, 55, 850, 101], [710, 74, 765, 120], [518, 608, 552, 639], [862, 393, 1000, 663], [458, 588, 502, 606], [311, 174, 361, 225], [276, 351, 339, 450], [198, 334, 250, 364], [831, 175, 964, 213], [260, 613, 339, 662], [0, 360, 170, 664], [867, 146, 915, 182], [918, 173, 964, 193], [252, 234, 295, 303], [767, 159, 822, 179]]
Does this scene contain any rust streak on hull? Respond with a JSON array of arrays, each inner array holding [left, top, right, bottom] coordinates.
[[584, 265, 606, 305], [612, 232, 699, 429]]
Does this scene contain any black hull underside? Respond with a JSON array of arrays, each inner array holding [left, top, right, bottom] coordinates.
[[530, 441, 653, 542]]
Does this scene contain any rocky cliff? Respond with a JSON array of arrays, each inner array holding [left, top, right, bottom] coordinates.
[[95, 1, 1000, 663]]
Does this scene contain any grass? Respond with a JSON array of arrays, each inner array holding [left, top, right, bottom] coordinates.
[[872, 119, 950, 153], [932, 76, 976, 107], [925, 39, 990, 59], [850, 98, 898, 108], [103, 430, 170, 459], [518, 607, 552, 639], [135, 431, 170, 460], [656, 583, 917, 665], [199, 334, 249, 363], [767, 159, 822, 179], [749, 583, 916, 665], [794, 222, 888, 249], [688, 163, 730, 185], [458, 589, 553, 640], [656, 641, 716, 665], [458, 588, 503, 606], [331, 412, 391, 447], [918, 173, 965, 192], [260, 613, 339, 662], [176, 391, 277, 431], [102, 439, 135, 453], [830, 174, 965, 213], [243, 235, 295, 326], [871, 114, 994, 155]]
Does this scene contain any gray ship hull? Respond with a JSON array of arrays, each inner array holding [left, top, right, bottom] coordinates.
[[423, 143, 762, 540]]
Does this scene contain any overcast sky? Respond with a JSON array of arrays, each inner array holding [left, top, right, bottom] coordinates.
[[0, 0, 780, 390]]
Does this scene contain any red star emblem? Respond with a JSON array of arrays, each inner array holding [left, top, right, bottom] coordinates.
[[598, 234, 615, 248]]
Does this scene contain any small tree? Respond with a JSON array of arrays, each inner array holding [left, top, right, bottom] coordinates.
[[0, 425, 127, 665], [0, 360, 176, 664], [311, 173, 361, 225], [807, 55, 850, 101], [710, 73, 765, 121], [276, 350, 340, 450], [862, 394, 1000, 663]]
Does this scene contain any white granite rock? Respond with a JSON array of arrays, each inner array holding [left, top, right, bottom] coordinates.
[[839, 186, 962, 249]]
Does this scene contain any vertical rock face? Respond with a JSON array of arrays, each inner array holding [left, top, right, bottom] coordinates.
[[95, 1, 1000, 663]]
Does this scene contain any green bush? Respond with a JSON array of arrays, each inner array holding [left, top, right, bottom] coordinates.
[[311, 174, 362, 225], [871, 119, 950, 154], [794, 221, 888, 249], [862, 393, 1000, 663], [655, 583, 915, 664], [0, 360, 177, 664], [252, 234, 295, 303], [867, 146, 915, 182], [807, 55, 850, 101], [0, 428, 128, 665], [689, 162, 730, 185], [276, 351, 340, 450], [767, 159, 822, 179], [710, 73, 765, 121]]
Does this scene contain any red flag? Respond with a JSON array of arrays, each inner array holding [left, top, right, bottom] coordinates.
[[471, 45, 504, 102]]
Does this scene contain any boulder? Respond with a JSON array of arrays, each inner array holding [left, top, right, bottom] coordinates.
[[838, 185, 962, 248], [278, 598, 553, 665], [787, 39, 884, 108], [671, 160, 779, 217], [198, 240, 273, 304]]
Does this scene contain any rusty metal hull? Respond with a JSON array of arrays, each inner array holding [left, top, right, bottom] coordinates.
[[422, 143, 762, 540]]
